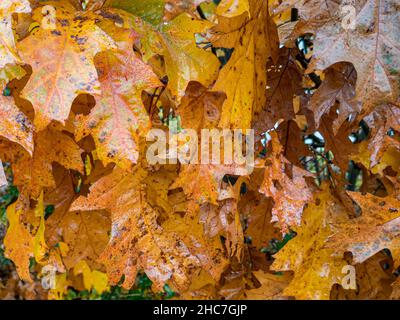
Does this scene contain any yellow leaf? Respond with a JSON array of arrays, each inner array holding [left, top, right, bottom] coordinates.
[[212, 0, 279, 129], [271, 188, 348, 300], [33, 191, 48, 264], [71, 166, 200, 291], [3, 202, 34, 282], [159, 13, 220, 101], [57, 242, 69, 257], [48, 273, 69, 300], [92, 270, 109, 293], [74, 260, 93, 291], [216, 0, 249, 18], [245, 271, 291, 300]]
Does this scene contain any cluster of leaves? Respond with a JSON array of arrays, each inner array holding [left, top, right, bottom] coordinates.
[[0, 0, 399, 300]]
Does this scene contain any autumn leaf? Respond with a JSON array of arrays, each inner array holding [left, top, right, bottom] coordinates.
[[17, 1, 116, 131], [259, 131, 313, 233], [45, 169, 111, 270], [162, 206, 229, 283], [240, 189, 278, 253], [0, 127, 84, 199], [171, 164, 220, 210], [216, 0, 249, 18], [73, 260, 109, 293], [33, 191, 47, 264], [164, 0, 209, 21], [0, 94, 33, 155], [3, 202, 34, 282], [352, 104, 400, 171], [177, 81, 225, 133], [159, 13, 220, 101], [245, 271, 291, 300], [308, 63, 359, 134], [100, 7, 219, 103], [212, 0, 279, 130], [0, 0, 31, 70], [328, 191, 400, 266], [305, 0, 400, 112], [104, 0, 165, 25], [75, 29, 161, 171], [199, 179, 247, 261], [71, 166, 200, 291], [270, 0, 338, 22], [47, 273, 70, 300], [271, 187, 348, 300], [265, 48, 303, 126], [331, 251, 394, 300]]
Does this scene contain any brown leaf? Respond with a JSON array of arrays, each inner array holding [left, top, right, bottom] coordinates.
[[245, 271, 292, 300], [328, 191, 400, 265], [308, 63, 359, 135], [259, 131, 313, 233]]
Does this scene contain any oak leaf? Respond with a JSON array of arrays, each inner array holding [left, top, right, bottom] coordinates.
[[0, 94, 33, 155], [71, 166, 200, 291], [245, 271, 291, 300], [3, 202, 34, 282], [305, 0, 400, 112], [259, 131, 313, 233], [159, 13, 220, 101], [17, 1, 116, 130], [0, 127, 84, 199], [45, 169, 111, 270], [328, 191, 400, 266], [75, 30, 161, 171], [271, 188, 348, 300], [212, 0, 279, 130], [308, 63, 359, 135]]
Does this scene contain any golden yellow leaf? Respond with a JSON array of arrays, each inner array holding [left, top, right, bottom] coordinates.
[[271, 188, 348, 300], [212, 0, 279, 129], [159, 13, 220, 101], [216, 0, 249, 18], [33, 191, 48, 264], [3, 202, 34, 282]]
